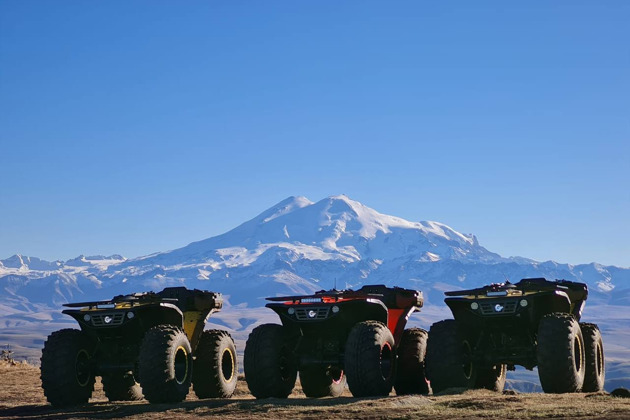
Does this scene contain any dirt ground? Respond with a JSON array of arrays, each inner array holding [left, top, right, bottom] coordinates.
[[1, 361, 629, 420]]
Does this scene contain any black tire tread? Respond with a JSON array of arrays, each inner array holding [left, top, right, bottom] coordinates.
[[580, 322, 605, 392], [475, 364, 507, 392], [425, 320, 471, 393], [299, 367, 346, 398], [193, 329, 238, 399], [344, 320, 395, 397], [394, 328, 431, 395], [40, 329, 95, 407], [537, 313, 585, 393], [101, 372, 143, 402], [138, 325, 192, 403], [244, 324, 297, 399]]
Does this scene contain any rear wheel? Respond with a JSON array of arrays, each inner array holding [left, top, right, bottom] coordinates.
[[475, 364, 507, 392], [244, 324, 297, 399], [299, 366, 346, 398], [193, 329, 238, 398], [102, 372, 143, 401], [40, 329, 95, 407], [394, 328, 430, 395], [425, 320, 476, 393], [344, 321, 396, 397], [138, 325, 193, 403], [580, 323, 605, 392], [537, 313, 585, 393]]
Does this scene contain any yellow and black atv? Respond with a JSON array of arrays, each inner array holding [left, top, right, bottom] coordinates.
[[40, 287, 237, 407], [426, 277, 605, 394]]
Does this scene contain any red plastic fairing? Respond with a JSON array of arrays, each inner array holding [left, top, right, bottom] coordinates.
[[387, 308, 413, 344]]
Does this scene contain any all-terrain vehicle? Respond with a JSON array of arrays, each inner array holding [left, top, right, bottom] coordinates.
[[425, 278, 605, 394], [41, 287, 238, 407], [244, 284, 429, 398]]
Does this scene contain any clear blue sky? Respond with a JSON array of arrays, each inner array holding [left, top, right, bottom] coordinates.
[[1, 1, 629, 267]]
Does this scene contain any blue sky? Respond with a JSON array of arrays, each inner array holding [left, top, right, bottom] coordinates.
[[1, 1, 629, 266]]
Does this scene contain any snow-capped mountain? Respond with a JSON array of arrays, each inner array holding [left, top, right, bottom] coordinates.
[[1, 195, 628, 309]]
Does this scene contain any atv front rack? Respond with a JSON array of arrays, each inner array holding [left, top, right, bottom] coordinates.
[[63, 294, 178, 309], [63, 287, 224, 312], [444, 277, 587, 301], [266, 284, 423, 310]]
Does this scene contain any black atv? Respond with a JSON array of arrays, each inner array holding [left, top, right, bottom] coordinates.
[[425, 278, 605, 394], [40, 287, 238, 407], [244, 284, 429, 398]]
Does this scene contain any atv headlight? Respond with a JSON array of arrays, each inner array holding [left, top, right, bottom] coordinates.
[[470, 302, 479, 310], [127, 311, 135, 319], [287, 307, 295, 315], [331, 305, 340, 314], [519, 299, 528, 307], [83, 314, 91, 322]]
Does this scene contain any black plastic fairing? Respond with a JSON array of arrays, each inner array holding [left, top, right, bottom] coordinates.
[[267, 299, 388, 329], [63, 303, 184, 338]]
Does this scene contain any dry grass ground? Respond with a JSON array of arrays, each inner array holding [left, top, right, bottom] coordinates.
[[1, 361, 629, 419]]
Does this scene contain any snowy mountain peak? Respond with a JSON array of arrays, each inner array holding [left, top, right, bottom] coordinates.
[[1, 254, 26, 269], [138, 195, 501, 270], [259, 196, 314, 223], [296, 196, 483, 258], [0, 254, 61, 271]]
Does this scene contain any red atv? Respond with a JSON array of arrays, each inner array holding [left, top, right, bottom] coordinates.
[[244, 284, 429, 398]]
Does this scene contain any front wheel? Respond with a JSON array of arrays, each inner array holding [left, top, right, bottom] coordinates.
[[138, 325, 193, 403], [299, 367, 346, 398], [425, 320, 476, 394], [344, 321, 396, 397], [537, 313, 585, 393], [244, 324, 297, 399], [193, 329, 238, 398], [40, 329, 95, 407], [394, 328, 430, 395]]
